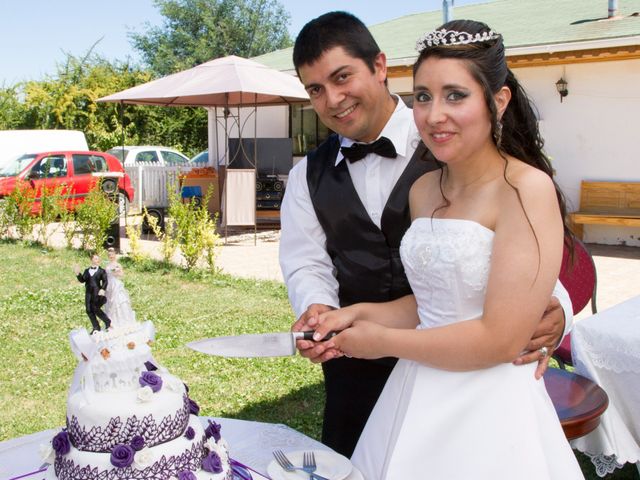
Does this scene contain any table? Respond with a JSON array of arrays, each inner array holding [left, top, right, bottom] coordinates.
[[543, 367, 608, 440], [0, 417, 362, 480], [570, 295, 640, 477]]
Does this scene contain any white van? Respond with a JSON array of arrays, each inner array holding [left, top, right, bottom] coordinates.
[[0, 130, 89, 169]]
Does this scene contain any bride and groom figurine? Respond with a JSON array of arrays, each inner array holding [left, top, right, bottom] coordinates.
[[74, 247, 134, 333]]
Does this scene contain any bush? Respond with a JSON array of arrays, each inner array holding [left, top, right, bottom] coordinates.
[[143, 206, 177, 265], [125, 218, 146, 263], [74, 183, 117, 252], [1, 181, 37, 242], [167, 184, 219, 271], [33, 183, 67, 247]]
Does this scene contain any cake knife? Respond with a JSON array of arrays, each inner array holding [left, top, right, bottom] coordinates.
[[187, 331, 336, 358]]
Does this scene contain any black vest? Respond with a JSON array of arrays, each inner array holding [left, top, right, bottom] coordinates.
[[307, 134, 439, 307]]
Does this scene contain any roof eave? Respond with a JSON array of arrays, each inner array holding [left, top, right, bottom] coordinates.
[[505, 35, 640, 56]]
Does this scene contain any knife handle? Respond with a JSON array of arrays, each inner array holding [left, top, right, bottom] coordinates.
[[300, 331, 337, 342]]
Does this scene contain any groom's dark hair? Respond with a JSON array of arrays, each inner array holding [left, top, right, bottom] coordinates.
[[293, 11, 381, 75]]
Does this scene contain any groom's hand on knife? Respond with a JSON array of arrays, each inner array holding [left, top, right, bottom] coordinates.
[[292, 303, 337, 363]]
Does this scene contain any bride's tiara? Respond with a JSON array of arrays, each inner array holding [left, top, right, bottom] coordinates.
[[416, 28, 501, 51]]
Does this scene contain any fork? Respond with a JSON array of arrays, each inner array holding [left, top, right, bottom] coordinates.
[[272, 450, 329, 480], [302, 451, 330, 480]]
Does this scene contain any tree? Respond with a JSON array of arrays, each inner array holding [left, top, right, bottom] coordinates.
[[130, 0, 292, 77], [0, 85, 24, 129], [1, 50, 207, 155]]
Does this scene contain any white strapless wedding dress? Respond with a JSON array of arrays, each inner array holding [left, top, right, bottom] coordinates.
[[351, 218, 584, 479]]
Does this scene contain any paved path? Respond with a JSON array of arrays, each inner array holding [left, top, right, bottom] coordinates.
[[40, 222, 640, 316], [132, 230, 640, 320]]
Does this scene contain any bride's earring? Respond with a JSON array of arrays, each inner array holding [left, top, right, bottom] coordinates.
[[493, 121, 503, 149]]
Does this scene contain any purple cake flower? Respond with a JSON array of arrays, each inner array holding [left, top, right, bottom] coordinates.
[[110, 444, 135, 468], [202, 451, 223, 473], [130, 435, 145, 451], [177, 471, 198, 480], [52, 431, 70, 456], [184, 426, 195, 440], [205, 420, 222, 442], [188, 398, 200, 415], [139, 371, 163, 393]]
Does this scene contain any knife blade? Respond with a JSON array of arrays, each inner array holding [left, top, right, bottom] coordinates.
[[187, 331, 336, 358]]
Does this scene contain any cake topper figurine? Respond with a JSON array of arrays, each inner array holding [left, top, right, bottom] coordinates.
[[74, 252, 111, 333]]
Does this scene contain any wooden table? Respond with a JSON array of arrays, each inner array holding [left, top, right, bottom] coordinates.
[[544, 367, 608, 440]]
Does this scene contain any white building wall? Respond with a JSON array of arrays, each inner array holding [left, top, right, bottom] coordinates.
[[220, 59, 640, 245], [391, 59, 640, 246], [513, 59, 640, 246]]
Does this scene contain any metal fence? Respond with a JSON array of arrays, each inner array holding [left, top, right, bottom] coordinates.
[[125, 164, 195, 211]]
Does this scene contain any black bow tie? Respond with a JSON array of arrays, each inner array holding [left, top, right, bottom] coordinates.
[[89, 267, 98, 270], [340, 136, 397, 163]]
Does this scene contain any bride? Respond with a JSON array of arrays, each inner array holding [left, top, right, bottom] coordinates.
[[104, 247, 136, 327], [307, 20, 584, 479]]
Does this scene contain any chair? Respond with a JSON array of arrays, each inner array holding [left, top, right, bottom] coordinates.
[[553, 237, 598, 369]]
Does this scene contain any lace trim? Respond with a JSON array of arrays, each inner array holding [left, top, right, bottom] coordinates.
[[585, 452, 625, 478], [575, 314, 640, 374], [54, 437, 232, 480], [67, 395, 190, 452]]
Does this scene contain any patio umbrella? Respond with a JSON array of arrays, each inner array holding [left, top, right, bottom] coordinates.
[[97, 55, 308, 107], [97, 55, 309, 242]]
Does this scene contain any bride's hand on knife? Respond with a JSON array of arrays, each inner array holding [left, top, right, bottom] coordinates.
[[313, 306, 389, 361], [325, 320, 388, 360], [293, 305, 360, 363]]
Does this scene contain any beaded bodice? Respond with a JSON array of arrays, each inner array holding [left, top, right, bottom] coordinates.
[[399, 218, 494, 328]]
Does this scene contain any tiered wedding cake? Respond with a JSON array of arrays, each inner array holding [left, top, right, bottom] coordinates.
[[42, 319, 232, 480]]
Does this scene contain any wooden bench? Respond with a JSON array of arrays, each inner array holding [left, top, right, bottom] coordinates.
[[569, 181, 640, 239]]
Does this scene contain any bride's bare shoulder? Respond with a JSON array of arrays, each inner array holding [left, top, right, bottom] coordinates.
[[409, 170, 442, 216]]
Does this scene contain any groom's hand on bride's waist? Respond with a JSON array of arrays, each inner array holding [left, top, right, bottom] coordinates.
[[513, 296, 565, 379]]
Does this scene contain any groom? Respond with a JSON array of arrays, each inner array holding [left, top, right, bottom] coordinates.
[[75, 252, 111, 333], [279, 11, 574, 457]]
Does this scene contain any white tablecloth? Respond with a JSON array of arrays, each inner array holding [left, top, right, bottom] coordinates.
[[0, 417, 362, 480], [571, 295, 640, 477]]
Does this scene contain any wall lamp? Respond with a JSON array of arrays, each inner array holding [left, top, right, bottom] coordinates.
[[555, 77, 568, 103]]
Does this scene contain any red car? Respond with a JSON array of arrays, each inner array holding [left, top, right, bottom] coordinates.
[[0, 150, 134, 214]]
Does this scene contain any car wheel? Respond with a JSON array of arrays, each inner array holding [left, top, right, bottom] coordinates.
[[118, 192, 129, 217], [102, 179, 118, 195], [142, 208, 165, 234]]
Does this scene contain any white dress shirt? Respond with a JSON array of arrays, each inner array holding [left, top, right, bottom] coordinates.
[[279, 95, 573, 342]]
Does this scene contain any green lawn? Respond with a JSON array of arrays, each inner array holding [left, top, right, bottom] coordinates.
[[0, 241, 637, 479]]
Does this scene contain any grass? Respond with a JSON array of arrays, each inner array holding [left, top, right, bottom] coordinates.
[[0, 241, 324, 442], [0, 241, 637, 479]]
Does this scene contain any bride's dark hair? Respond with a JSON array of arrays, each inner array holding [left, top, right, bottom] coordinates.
[[414, 19, 573, 254]]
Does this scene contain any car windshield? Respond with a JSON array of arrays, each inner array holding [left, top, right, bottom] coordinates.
[[191, 151, 209, 164], [0, 154, 37, 177], [106, 148, 129, 162]]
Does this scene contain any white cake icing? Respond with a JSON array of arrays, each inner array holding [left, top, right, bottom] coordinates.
[[46, 416, 231, 480], [44, 316, 233, 480]]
